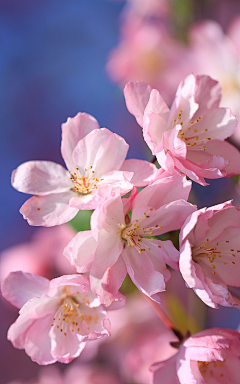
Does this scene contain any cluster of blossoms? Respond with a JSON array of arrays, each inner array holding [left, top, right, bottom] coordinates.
[[2, 73, 240, 383], [107, 0, 240, 145]]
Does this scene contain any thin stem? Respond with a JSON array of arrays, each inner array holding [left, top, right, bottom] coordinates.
[[232, 294, 240, 305], [143, 294, 184, 341], [150, 155, 157, 164]]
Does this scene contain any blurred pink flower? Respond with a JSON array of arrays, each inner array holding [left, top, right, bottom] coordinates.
[[107, 20, 190, 105], [65, 171, 195, 305], [2, 272, 115, 365], [0, 225, 76, 282], [12, 112, 156, 227], [188, 20, 240, 145], [124, 74, 240, 185], [151, 328, 240, 384], [7, 364, 122, 384], [179, 201, 240, 308], [106, 292, 178, 384], [121, 0, 170, 20]]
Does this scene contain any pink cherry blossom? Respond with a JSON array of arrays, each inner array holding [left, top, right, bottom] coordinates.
[[124, 74, 240, 185], [64, 171, 196, 306], [12, 112, 157, 227], [179, 201, 240, 308], [1, 272, 120, 365], [6, 364, 122, 384], [106, 291, 178, 384], [121, 0, 170, 20], [0, 225, 76, 282], [107, 20, 191, 106], [151, 328, 240, 384], [188, 20, 240, 146]]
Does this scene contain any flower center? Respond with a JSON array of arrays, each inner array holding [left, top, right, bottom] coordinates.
[[173, 110, 210, 151], [120, 210, 162, 253], [51, 295, 99, 336], [193, 237, 238, 276], [69, 166, 104, 195], [198, 360, 226, 380]]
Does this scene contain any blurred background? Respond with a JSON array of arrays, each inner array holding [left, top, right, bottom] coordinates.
[[1, 0, 240, 383]]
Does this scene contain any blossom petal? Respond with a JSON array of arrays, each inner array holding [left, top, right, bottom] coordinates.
[[193, 74, 222, 112], [139, 239, 172, 282], [24, 314, 57, 365], [92, 194, 125, 235], [190, 107, 237, 141], [8, 315, 35, 350], [90, 257, 127, 306], [61, 112, 100, 170], [94, 232, 123, 270], [143, 112, 167, 154], [144, 88, 170, 122], [120, 159, 158, 187], [132, 173, 192, 210], [177, 357, 205, 384], [63, 231, 97, 272], [205, 139, 240, 176], [173, 155, 227, 185], [162, 126, 187, 158], [157, 149, 175, 173], [20, 192, 79, 226], [97, 170, 133, 193], [1, 271, 50, 308], [122, 246, 165, 300], [169, 74, 199, 124], [156, 240, 180, 270], [124, 81, 152, 127], [50, 324, 86, 363], [72, 128, 129, 176], [12, 161, 72, 195], [151, 355, 179, 384]]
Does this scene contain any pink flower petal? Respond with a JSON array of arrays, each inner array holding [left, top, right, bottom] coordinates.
[[156, 149, 175, 173], [8, 315, 35, 350], [72, 128, 129, 176], [90, 257, 127, 306], [132, 172, 192, 210], [12, 161, 72, 195], [63, 231, 97, 272], [50, 324, 87, 363], [61, 112, 100, 170], [177, 357, 205, 384], [24, 315, 57, 365], [151, 355, 179, 384], [124, 81, 152, 127], [120, 159, 158, 187], [173, 155, 227, 186], [162, 126, 187, 158], [144, 88, 170, 122], [205, 139, 240, 176], [193, 74, 222, 112], [122, 246, 165, 300], [94, 233, 123, 270], [139, 239, 172, 282], [143, 112, 167, 154], [169, 74, 199, 124], [20, 191, 79, 226], [122, 186, 138, 215], [1, 271, 50, 308], [191, 107, 237, 141], [92, 194, 125, 235]]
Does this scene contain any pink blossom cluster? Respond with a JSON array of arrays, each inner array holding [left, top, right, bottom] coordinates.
[[107, 2, 240, 144], [2, 73, 240, 383]]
